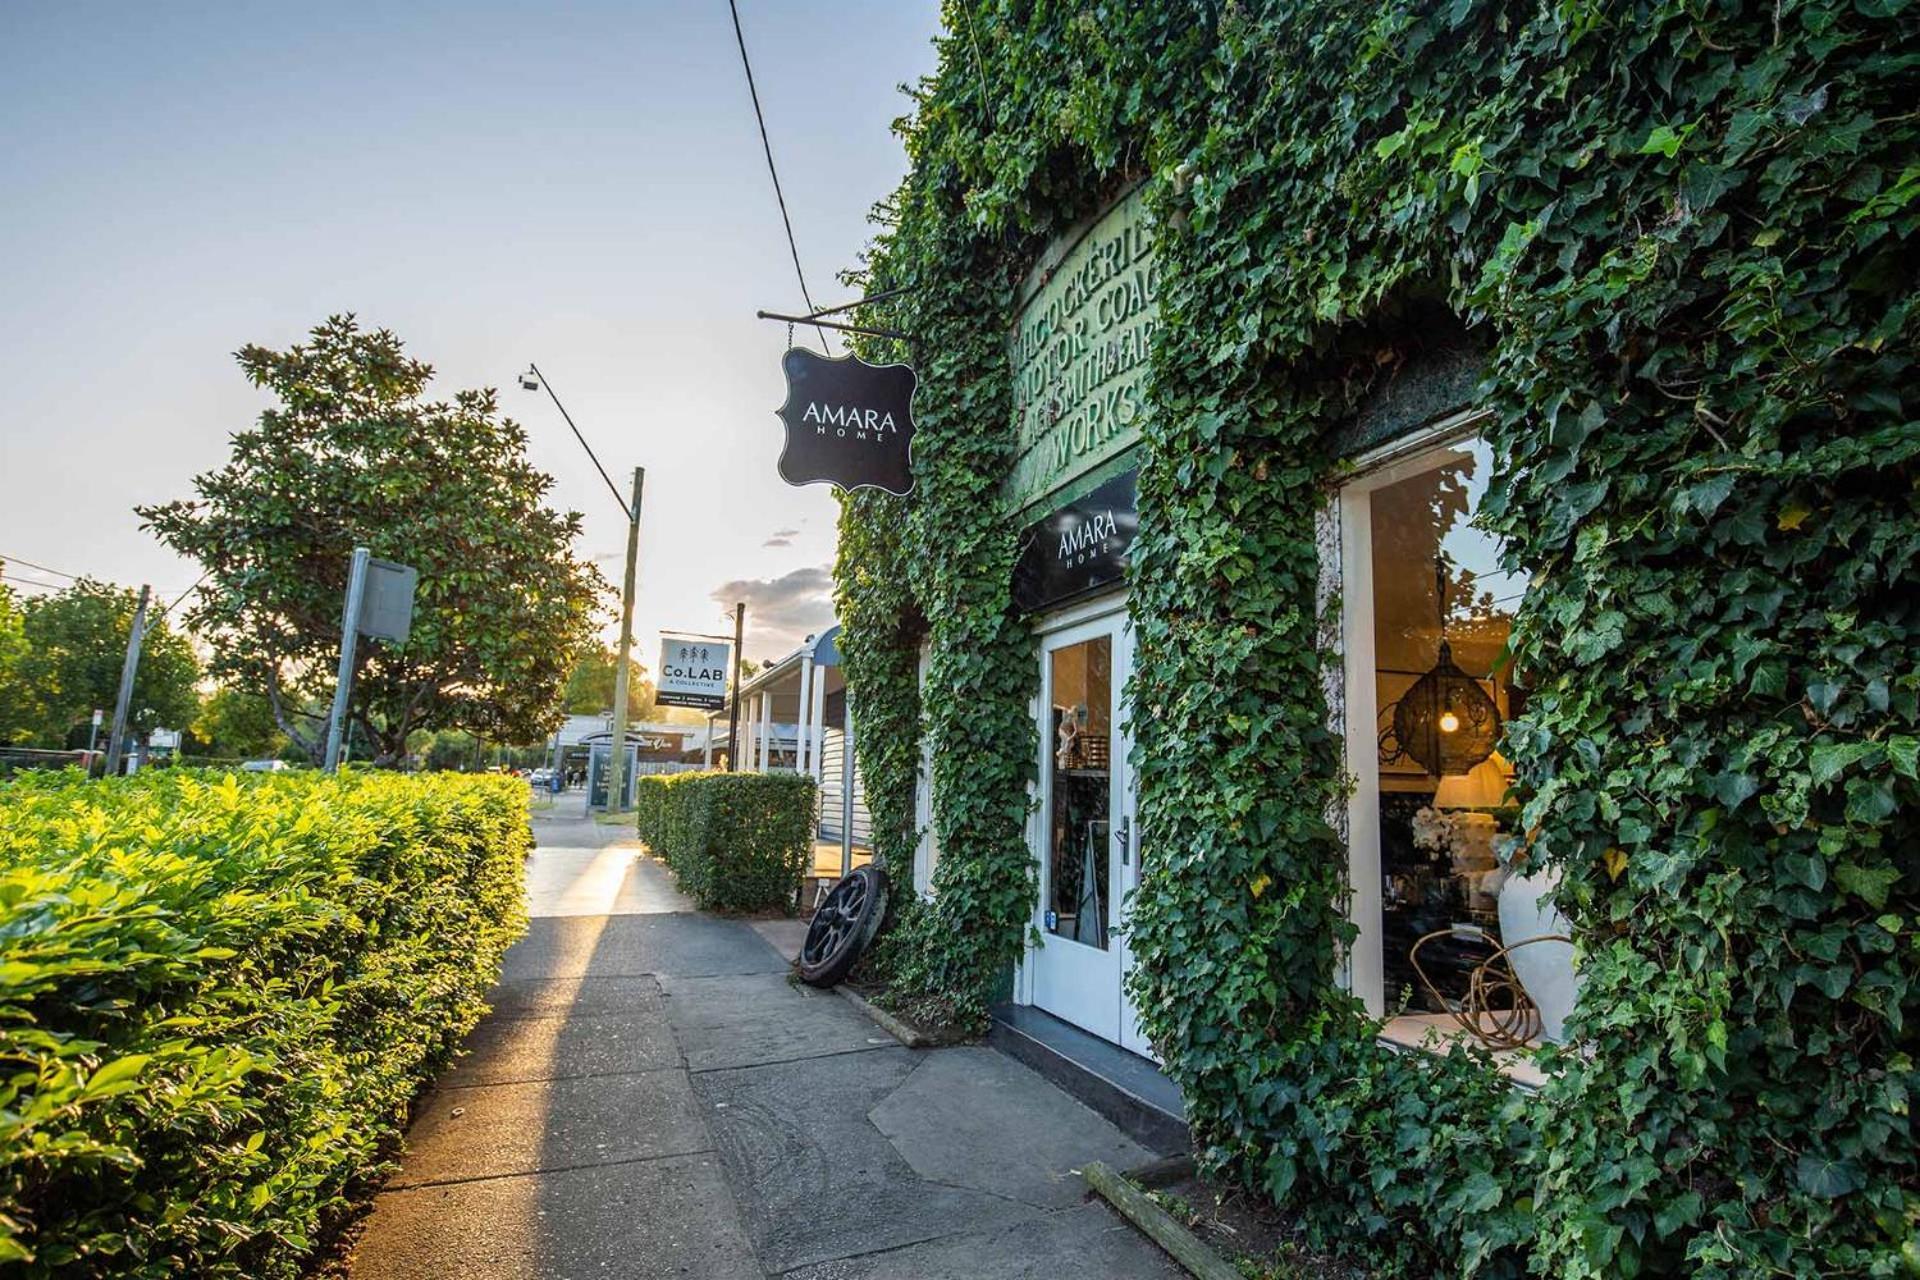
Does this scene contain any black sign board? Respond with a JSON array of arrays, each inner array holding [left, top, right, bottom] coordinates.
[[1012, 469, 1138, 614], [776, 348, 917, 496]]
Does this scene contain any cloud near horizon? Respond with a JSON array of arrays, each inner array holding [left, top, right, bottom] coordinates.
[[710, 565, 836, 661]]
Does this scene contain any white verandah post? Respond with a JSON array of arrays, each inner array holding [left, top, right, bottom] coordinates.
[[840, 691, 855, 877], [796, 654, 815, 776], [757, 692, 773, 773]]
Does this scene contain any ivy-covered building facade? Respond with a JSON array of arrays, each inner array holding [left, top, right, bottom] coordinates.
[[831, 5, 1915, 1277]]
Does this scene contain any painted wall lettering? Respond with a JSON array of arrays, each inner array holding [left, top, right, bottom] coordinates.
[[1005, 189, 1157, 514]]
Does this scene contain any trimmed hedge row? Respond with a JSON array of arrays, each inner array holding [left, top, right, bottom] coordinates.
[[633, 771, 814, 912], [0, 768, 530, 1278]]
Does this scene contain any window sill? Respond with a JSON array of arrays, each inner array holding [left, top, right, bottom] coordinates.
[[1378, 1012, 1551, 1089]]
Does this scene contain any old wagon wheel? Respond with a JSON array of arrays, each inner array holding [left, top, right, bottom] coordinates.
[[798, 865, 887, 988]]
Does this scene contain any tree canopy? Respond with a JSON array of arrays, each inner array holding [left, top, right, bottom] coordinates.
[[5, 579, 200, 748], [562, 645, 657, 720], [0, 582, 30, 743], [140, 315, 605, 765], [191, 686, 287, 760]]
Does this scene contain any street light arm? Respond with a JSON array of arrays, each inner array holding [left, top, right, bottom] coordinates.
[[526, 361, 632, 522]]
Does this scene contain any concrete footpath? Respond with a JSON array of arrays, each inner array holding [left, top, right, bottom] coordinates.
[[347, 800, 1182, 1280]]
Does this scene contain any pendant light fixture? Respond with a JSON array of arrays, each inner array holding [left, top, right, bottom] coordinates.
[[1392, 557, 1502, 777]]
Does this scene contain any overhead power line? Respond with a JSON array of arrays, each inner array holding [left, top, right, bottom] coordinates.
[[727, 0, 831, 356], [0, 572, 62, 592], [525, 362, 632, 522], [0, 553, 79, 581], [158, 568, 215, 618]]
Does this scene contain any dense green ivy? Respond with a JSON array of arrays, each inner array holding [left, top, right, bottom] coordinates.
[[836, 2, 1916, 1276], [832, 486, 923, 877]]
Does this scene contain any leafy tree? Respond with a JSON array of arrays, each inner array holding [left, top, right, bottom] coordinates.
[[141, 316, 606, 766], [561, 645, 656, 719], [0, 581, 26, 742], [192, 685, 287, 759], [11, 579, 200, 748]]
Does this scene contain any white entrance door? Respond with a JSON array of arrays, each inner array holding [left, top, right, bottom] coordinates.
[[1031, 612, 1143, 1049]]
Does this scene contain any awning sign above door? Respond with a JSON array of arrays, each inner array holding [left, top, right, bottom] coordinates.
[[1012, 468, 1138, 614], [775, 348, 917, 496]]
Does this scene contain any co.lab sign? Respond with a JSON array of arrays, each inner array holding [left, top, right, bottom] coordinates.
[[656, 636, 731, 711]]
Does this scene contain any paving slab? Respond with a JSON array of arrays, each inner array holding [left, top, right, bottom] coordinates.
[[389, 1068, 709, 1188], [662, 972, 897, 1072], [351, 1153, 761, 1280], [439, 1009, 682, 1087], [781, 1202, 1183, 1280], [524, 844, 697, 917], [693, 1047, 1039, 1273], [482, 974, 665, 1020], [500, 912, 789, 983], [868, 1044, 1152, 1209], [748, 917, 809, 962]]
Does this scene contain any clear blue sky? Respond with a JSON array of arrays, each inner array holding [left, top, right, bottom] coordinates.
[[0, 1, 942, 661]]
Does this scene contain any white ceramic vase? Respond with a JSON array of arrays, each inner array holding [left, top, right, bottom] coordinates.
[[1496, 868, 1579, 1044]]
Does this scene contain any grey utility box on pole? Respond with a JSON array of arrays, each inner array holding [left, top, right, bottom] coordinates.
[[359, 558, 419, 644]]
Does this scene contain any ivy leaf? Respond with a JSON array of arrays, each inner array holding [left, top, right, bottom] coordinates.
[[1776, 499, 1814, 531], [1844, 777, 1896, 824], [1808, 741, 1871, 788], [1806, 679, 1844, 717], [1603, 847, 1629, 881], [1886, 736, 1918, 780], [1638, 124, 1692, 158], [1653, 1190, 1702, 1237], [1706, 770, 1758, 810], [1834, 863, 1898, 910], [1552, 400, 1606, 451], [1780, 83, 1830, 126], [1457, 1169, 1503, 1212], [1795, 1154, 1864, 1199], [1749, 659, 1789, 699], [1780, 852, 1826, 892], [1684, 472, 1737, 516]]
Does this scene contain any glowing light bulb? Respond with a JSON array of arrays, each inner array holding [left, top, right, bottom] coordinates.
[[1439, 710, 1461, 733]]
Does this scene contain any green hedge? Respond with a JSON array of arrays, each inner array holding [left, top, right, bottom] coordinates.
[[634, 771, 815, 912], [0, 768, 529, 1278]]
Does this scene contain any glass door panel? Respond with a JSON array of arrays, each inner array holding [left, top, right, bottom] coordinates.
[[1046, 634, 1112, 950]]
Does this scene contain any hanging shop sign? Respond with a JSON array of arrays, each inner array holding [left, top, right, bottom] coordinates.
[[775, 348, 917, 496], [656, 635, 731, 711], [1006, 186, 1158, 516], [1012, 468, 1138, 614]]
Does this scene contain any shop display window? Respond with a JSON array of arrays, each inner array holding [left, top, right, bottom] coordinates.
[[1368, 439, 1524, 1015], [1331, 431, 1572, 1078]]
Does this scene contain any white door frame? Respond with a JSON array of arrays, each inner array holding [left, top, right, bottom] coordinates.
[[1321, 411, 1488, 1016], [1017, 594, 1139, 1047]]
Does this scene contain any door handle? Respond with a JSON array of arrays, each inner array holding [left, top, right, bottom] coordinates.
[[1118, 813, 1131, 866]]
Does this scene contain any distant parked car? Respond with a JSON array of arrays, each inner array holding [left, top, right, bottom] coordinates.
[[240, 758, 289, 773], [529, 767, 554, 786]]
